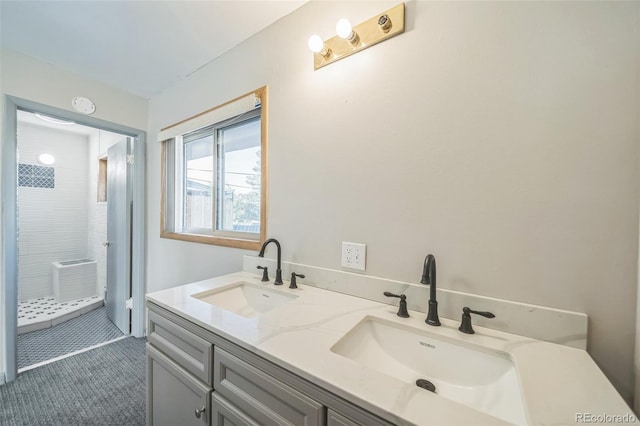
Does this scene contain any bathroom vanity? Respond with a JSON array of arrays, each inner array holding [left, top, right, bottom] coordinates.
[[146, 272, 634, 426], [146, 302, 390, 426]]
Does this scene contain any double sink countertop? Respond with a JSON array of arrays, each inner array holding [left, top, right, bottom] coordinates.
[[146, 272, 634, 425]]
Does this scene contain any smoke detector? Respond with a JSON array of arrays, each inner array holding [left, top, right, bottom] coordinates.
[[71, 96, 96, 115]]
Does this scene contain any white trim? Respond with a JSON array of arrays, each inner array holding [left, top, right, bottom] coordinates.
[[17, 335, 128, 373]]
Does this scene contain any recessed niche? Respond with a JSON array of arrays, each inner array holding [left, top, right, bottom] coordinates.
[[97, 157, 107, 202]]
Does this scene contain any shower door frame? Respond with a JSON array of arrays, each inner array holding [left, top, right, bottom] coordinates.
[[1, 96, 146, 382]]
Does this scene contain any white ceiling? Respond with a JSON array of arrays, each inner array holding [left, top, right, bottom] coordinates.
[[1, 1, 307, 99]]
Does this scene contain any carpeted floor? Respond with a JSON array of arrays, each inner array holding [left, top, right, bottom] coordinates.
[[1, 337, 146, 426], [18, 306, 124, 369]]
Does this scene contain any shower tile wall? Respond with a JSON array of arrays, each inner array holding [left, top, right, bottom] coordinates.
[[17, 123, 89, 302]]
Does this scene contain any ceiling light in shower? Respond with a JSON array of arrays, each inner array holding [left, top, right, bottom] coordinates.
[[35, 113, 75, 125], [37, 153, 55, 165]]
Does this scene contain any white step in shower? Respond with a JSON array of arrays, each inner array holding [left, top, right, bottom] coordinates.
[[52, 259, 97, 302]]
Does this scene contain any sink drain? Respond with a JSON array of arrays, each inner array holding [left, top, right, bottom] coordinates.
[[416, 379, 436, 393]]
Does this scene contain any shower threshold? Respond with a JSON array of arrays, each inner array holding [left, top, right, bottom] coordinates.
[[18, 296, 103, 334]]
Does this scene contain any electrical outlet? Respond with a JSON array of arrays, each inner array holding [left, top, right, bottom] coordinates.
[[341, 242, 366, 271]]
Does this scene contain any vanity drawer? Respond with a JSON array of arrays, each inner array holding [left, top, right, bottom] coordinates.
[[148, 309, 213, 385], [211, 392, 260, 426], [327, 410, 360, 426], [213, 347, 324, 426]]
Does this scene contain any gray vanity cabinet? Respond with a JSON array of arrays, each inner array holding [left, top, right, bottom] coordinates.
[[147, 345, 211, 426], [147, 303, 394, 426]]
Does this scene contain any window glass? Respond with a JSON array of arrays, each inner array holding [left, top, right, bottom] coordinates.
[[216, 116, 261, 233], [184, 135, 214, 231]]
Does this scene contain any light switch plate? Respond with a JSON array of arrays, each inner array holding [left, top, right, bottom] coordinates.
[[342, 242, 366, 271]]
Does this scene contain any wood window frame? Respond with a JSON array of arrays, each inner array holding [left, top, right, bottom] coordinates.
[[160, 86, 268, 250]]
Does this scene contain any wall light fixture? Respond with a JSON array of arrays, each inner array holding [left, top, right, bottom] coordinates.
[[309, 3, 405, 71]]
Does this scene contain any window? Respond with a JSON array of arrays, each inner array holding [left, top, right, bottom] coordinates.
[[161, 87, 267, 249]]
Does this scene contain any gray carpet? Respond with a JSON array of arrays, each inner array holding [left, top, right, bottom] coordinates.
[[1, 337, 146, 426], [18, 306, 124, 369]]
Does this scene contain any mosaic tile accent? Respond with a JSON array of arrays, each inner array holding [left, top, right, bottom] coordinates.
[[18, 163, 55, 188]]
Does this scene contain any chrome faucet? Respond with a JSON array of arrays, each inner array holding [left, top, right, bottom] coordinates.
[[258, 238, 283, 285], [421, 254, 441, 326]]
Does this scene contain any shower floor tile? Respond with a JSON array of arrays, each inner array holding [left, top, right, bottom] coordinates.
[[18, 296, 103, 334], [18, 305, 124, 370]]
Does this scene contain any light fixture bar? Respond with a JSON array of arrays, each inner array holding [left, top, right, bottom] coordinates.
[[313, 3, 405, 70]]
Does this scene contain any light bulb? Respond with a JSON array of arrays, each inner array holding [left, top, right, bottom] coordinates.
[[38, 153, 55, 165], [308, 34, 332, 59], [336, 19, 353, 39], [308, 35, 324, 53]]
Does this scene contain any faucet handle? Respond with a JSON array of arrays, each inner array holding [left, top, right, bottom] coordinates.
[[290, 273, 305, 289], [383, 292, 410, 318], [257, 266, 269, 282], [465, 307, 495, 318], [458, 306, 495, 334]]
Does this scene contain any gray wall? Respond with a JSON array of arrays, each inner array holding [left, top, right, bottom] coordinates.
[[147, 1, 640, 402], [637, 230, 640, 412]]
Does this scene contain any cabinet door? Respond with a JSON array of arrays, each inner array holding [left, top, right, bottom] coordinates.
[[147, 344, 211, 426]]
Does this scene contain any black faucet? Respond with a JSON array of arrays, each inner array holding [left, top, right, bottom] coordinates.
[[258, 238, 283, 285], [458, 307, 495, 334], [421, 254, 441, 326]]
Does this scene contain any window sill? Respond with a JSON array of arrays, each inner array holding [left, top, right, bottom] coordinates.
[[160, 231, 262, 250]]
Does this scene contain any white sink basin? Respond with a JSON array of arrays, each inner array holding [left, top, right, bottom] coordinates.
[[331, 316, 527, 425], [191, 282, 298, 318]]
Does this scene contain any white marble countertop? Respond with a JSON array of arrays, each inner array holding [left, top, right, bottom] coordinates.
[[146, 272, 634, 426]]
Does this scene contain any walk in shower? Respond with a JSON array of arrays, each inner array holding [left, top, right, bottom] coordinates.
[[16, 110, 127, 368]]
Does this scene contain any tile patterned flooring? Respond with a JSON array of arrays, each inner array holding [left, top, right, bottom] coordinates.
[[17, 305, 124, 370], [18, 295, 103, 334]]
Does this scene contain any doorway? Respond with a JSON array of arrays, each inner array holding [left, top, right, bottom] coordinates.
[[2, 96, 146, 382]]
